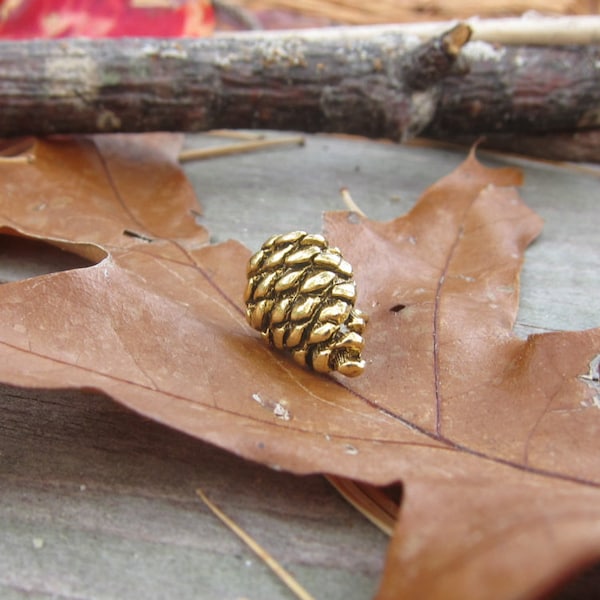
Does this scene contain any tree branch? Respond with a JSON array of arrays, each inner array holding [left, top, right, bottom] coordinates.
[[427, 42, 600, 140], [1, 24, 468, 139], [0, 22, 598, 161]]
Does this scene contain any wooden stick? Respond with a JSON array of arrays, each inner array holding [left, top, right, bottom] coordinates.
[[370, 15, 600, 45], [0, 24, 470, 139], [178, 135, 305, 162], [225, 0, 583, 27], [0, 21, 598, 156], [466, 15, 600, 46], [207, 129, 265, 140]]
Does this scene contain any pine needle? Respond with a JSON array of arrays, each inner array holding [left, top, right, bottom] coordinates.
[[195, 489, 316, 600], [326, 476, 398, 536], [207, 129, 266, 140], [340, 187, 367, 217], [179, 135, 305, 163]]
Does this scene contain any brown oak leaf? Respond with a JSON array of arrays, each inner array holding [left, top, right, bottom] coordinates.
[[0, 134, 598, 600]]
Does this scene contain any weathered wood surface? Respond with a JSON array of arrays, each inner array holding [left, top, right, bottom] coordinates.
[[0, 27, 598, 147], [0, 133, 599, 598]]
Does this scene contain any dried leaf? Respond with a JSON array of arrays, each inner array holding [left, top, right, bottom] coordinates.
[[0, 135, 598, 599]]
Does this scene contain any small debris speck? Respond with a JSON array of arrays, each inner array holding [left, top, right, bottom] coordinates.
[[272, 403, 291, 421], [32, 537, 44, 550]]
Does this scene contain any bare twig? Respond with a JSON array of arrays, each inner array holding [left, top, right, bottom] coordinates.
[[223, 3, 600, 43], [207, 129, 266, 140], [0, 155, 32, 165], [340, 187, 367, 218], [0, 24, 470, 139], [0, 21, 598, 161]]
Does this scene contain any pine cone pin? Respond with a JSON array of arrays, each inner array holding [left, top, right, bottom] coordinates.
[[244, 231, 367, 377]]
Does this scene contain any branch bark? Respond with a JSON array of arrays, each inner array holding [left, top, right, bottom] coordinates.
[[0, 25, 469, 140], [0, 24, 598, 155], [427, 42, 600, 139]]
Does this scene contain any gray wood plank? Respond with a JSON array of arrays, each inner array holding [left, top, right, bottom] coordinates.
[[0, 385, 386, 599]]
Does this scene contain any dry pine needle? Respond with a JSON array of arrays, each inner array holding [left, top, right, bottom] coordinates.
[[195, 489, 316, 600]]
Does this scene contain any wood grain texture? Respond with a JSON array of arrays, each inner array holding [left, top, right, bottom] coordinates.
[[0, 383, 387, 599], [1, 133, 599, 598]]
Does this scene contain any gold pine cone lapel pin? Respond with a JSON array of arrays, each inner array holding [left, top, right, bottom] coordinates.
[[244, 231, 367, 377]]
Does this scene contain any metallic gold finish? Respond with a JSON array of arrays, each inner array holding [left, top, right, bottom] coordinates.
[[301, 271, 336, 293], [245, 231, 368, 377]]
